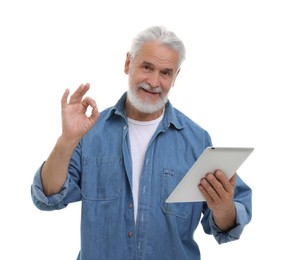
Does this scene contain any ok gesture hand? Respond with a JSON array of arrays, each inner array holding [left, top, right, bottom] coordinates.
[[61, 83, 99, 143]]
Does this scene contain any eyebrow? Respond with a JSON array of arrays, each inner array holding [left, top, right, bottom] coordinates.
[[142, 61, 174, 74]]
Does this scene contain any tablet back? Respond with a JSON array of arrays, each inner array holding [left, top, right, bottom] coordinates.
[[165, 147, 254, 203]]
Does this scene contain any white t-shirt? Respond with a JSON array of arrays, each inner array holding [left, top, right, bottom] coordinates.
[[128, 113, 163, 222]]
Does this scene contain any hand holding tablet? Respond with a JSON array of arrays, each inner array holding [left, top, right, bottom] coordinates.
[[165, 147, 254, 203]]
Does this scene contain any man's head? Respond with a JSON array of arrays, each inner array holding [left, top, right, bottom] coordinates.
[[129, 26, 186, 69], [124, 26, 186, 120]]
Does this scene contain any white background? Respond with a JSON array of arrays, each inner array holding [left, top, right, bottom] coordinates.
[[1, 0, 287, 259]]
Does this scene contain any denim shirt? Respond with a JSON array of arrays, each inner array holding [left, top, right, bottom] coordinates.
[[31, 92, 252, 260]]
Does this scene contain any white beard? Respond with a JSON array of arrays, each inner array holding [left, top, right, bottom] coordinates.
[[127, 82, 169, 114]]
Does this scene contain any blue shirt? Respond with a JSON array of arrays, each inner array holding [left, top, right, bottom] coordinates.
[[31, 92, 252, 260]]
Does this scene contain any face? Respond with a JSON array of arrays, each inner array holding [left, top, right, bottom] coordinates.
[[124, 41, 180, 120]]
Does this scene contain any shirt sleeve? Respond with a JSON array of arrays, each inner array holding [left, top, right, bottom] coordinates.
[[207, 201, 251, 244], [30, 162, 70, 211]]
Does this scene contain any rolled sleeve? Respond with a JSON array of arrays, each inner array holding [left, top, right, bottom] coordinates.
[[31, 164, 69, 211], [208, 201, 250, 244]]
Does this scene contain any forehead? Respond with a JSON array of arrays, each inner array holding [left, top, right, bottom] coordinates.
[[134, 41, 179, 70]]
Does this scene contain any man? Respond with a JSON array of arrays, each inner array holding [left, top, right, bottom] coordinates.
[[31, 26, 252, 260]]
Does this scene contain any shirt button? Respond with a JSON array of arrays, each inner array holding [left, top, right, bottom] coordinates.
[[128, 203, 133, 209], [128, 231, 133, 237]]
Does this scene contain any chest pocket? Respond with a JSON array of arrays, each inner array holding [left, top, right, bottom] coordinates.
[[161, 169, 192, 219], [81, 156, 122, 201]]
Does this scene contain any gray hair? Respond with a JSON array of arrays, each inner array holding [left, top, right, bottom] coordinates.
[[129, 26, 186, 68]]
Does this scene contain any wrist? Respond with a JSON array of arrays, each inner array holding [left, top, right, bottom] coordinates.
[[57, 135, 80, 155]]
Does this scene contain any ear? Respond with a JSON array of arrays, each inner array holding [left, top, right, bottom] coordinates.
[[172, 68, 181, 87], [124, 52, 131, 74]]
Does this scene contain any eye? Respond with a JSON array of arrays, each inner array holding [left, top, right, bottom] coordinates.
[[142, 64, 152, 71], [161, 70, 172, 78]]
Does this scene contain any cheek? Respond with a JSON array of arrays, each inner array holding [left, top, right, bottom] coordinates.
[[130, 72, 147, 86], [161, 80, 173, 92]]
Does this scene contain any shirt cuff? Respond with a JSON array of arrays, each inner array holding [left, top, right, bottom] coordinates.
[[31, 164, 69, 209], [209, 201, 249, 244]]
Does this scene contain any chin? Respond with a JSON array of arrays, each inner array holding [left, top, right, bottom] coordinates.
[[129, 94, 166, 114]]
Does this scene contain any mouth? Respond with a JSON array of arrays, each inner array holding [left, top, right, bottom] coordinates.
[[141, 87, 160, 95], [138, 83, 162, 95]]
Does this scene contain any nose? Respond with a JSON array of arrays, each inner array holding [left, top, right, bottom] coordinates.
[[147, 72, 160, 88]]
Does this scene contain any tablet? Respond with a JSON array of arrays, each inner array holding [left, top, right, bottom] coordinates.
[[165, 147, 254, 203]]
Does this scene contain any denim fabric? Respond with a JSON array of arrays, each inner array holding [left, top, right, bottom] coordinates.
[[31, 92, 252, 260]]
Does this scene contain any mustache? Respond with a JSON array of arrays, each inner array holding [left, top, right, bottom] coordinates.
[[137, 82, 162, 93]]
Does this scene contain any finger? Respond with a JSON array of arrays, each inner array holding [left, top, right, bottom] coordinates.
[[89, 105, 100, 124], [81, 96, 95, 112], [206, 173, 224, 199], [198, 183, 213, 202], [69, 83, 90, 104], [229, 173, 237, 187], [81, 97, 99, 125], [61, 88, 70, 109], [215, 170, 236, 192], [199, 176, 220, 202]]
